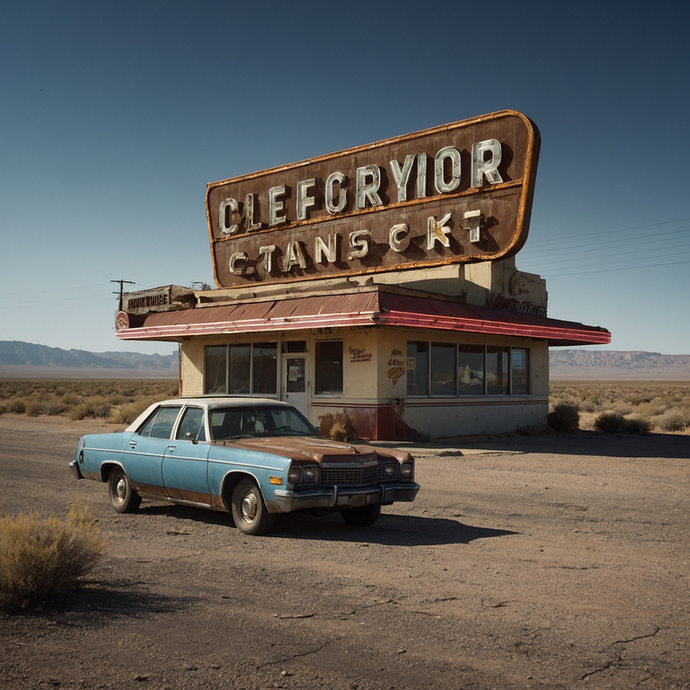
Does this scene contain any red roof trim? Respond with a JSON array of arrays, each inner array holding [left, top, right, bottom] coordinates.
[[116, 291, 610, 345]]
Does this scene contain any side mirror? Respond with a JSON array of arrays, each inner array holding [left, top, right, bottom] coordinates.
[[186, 432, 198, 445]]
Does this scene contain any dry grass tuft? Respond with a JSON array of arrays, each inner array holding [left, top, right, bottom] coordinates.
[[0, 501, 108, 612]]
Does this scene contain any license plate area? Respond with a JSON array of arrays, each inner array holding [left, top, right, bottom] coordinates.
[[348, 493, 367, 508]]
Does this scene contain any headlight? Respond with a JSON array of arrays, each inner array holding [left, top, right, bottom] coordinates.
[[303, 466, 317, 482], [400, 462, 413, 479], [288, 467, 301, 484], [384, 464, 396, 477]]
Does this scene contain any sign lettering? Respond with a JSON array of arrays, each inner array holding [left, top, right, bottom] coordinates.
[[206, 110, 539, 288]]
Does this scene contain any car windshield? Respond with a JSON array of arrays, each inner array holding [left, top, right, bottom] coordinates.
[[209, 405, 319, 441]]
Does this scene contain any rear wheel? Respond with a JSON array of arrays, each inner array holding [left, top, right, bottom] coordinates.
[[108, 467, 141, 513], [340, 502, 381, 527], [231, 478, 275, 536]]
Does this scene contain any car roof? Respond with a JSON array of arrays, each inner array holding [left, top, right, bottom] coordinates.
[[125, 397, 295, 433], [175, 397, 290, 408]]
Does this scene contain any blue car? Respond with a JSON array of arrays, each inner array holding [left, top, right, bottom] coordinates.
[[71, 398, 420, 535]]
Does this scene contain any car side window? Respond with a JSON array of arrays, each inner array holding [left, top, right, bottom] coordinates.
[[138, 406, 182, 439], [177, 407, 206, 442]]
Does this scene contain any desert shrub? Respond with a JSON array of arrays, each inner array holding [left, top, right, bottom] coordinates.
[[594, 412, 627, 433], [625, 393, 651, 405], [611, 401, 634, 416], [67, 395, 112, 421], [25, 401, 42, 417], [577, 399, 597, 413], [0, 501, 107, 612], [60, 393, 81, 407], [109, 397, 159, 425], [594, 413, 649, 434], [636, 401, 666, 418], [8, 398, 27, 414], [547, 404, 580, 432], [655, 410, 689, 432], [41, 401, 70, 416]]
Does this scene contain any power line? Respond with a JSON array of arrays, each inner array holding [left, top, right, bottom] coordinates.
[[522, 227, 690, 259], [525, 216, 690, 248], [539, 258, 690, 278]]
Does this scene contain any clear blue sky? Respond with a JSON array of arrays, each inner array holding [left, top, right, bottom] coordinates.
[[1, 1, 688, 356]]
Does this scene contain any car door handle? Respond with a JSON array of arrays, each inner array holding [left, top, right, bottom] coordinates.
[[167, 445, 176, 451], [129, 440, 137, 448]]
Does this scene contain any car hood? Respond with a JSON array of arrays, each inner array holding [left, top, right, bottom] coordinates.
[[212, 436, 409, 464]]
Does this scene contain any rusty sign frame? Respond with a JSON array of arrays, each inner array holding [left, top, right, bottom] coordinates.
[[206, 110, 540, 289]]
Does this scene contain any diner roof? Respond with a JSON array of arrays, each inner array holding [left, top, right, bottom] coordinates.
[[116, 287, 610, 346]]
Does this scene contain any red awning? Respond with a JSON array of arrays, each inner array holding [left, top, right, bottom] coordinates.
[[116, 289, 610, 346]]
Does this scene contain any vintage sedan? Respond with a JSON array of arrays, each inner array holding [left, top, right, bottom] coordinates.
[[71, 398, 419, 535]]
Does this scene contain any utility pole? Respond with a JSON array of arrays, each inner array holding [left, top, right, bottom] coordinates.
[[112, 279, 136, 311]]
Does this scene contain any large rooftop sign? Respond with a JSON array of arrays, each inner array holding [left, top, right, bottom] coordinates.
[[206, 110, 540, 288]]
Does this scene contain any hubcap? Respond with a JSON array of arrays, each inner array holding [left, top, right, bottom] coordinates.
[[115, 477, 126, 501], [240, 491, 258, 522]]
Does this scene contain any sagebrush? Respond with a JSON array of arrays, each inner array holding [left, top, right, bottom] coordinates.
[[0, 501, 108, 611]]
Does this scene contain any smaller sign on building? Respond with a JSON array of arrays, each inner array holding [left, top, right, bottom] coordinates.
[[122, 286, 195, 316]]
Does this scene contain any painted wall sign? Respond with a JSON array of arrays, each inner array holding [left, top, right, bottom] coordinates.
[[206, 110, 540, 288], [387, 348, 406, 385], [349, 347, 372, 363]]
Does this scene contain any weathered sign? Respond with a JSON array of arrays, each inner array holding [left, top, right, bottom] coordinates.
[[121, 285, 194, 316], [206, 110, 539, 288]]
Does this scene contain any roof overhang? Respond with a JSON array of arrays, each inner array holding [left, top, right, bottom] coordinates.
[[116, 288, 610, 347]]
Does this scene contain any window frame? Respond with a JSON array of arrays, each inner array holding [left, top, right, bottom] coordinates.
[[405, 341, 531, 398], [203, 342, 279, 397]]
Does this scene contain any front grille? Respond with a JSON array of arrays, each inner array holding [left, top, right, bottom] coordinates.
[[321, 465, 378, 487]]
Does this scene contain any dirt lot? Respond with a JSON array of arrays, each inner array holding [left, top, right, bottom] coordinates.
[[0, 416, 688, 690]]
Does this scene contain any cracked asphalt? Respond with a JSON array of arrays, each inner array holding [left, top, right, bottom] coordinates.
[[1, 416, 688, 689]]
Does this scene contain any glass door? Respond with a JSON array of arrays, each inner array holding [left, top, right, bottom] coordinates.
[[283, 355, 308, 418]]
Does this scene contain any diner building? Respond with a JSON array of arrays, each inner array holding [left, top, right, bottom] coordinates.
[[114, 111, 610, 440]]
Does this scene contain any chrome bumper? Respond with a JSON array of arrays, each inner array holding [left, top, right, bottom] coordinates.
[[273, 482, 420, 513], [69, 459, 83, 480]]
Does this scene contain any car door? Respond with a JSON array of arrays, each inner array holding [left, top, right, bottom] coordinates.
[[162, 406, 212, 505], [123, 405, 182, 497]]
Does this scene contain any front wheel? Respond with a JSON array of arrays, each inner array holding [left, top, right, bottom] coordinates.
[[340, 502, 381, 527], [108, 467, 141, 513], [231, 478, 276, 536]]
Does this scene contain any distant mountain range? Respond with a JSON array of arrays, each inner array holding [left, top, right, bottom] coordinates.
[[1, 341, 689, 381], [0, 341, 177, 378], [550, 350, 690, 380]]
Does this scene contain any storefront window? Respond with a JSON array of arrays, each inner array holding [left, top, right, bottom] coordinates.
[[458, 345, 485, 395], [229, 345, 250, 394], [511, 348, 530, 395], [315, 341, 343, 394], [486, 346, 510, 395], [407, 341, 429, 396], [204, 343, 277, 396], [204, 346, 227, 395], [406, 341, 530, 398], [430, 343, 456, 396], [252, 342, 277, 395]]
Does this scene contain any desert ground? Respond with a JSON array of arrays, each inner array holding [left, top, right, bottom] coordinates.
[[0, 415, 688, 690]]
